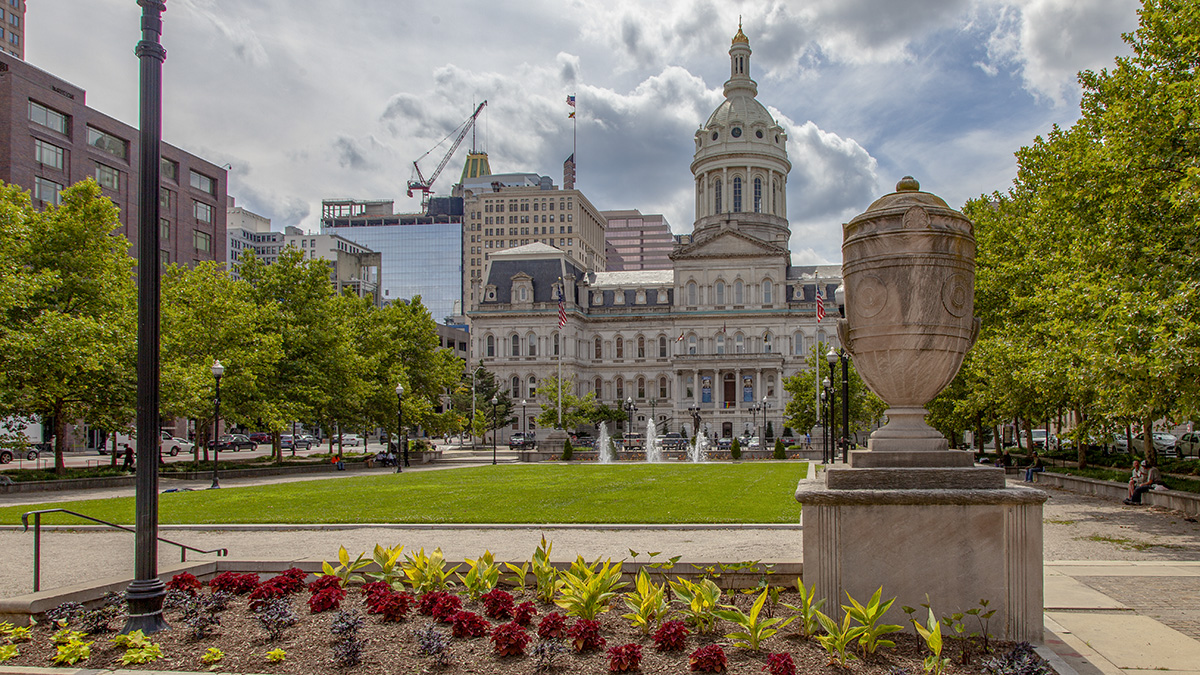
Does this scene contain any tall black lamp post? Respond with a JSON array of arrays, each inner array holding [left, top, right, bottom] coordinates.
[[748, 401, 761, 441], [123, 0, 169, 636], [521, 399, 527, 436], [624, 397, 637, 448], [827, 348, 839, 462], [835, 284, 851, 462], [821, 380, 831, 463], [762, 396, 771, 441], [210, 360, 223, 489], [490, 396, 499, 465], [395, 383, 404, 474]]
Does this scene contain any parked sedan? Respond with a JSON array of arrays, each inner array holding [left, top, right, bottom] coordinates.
[[280, 434, 311, 451], [340, 433, 363, 447], [1175, 432, 1200, 459], [208, 434, 258, 452], [248, 432, 272, 444]]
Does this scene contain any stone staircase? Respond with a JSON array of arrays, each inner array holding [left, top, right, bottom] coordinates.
[[435, 448, 522, 464]]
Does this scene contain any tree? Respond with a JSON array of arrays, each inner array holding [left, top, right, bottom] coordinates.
[[782, 343, 885, 445], [449, 365, 513, 443], [535, 375, 601, 431], [0, 180, 136, 474]]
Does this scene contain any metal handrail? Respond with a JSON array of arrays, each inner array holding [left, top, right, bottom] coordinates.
[[21, 508, 228, 592]]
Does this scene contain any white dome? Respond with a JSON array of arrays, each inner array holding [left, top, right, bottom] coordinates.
[[704, 94, 777, 132]]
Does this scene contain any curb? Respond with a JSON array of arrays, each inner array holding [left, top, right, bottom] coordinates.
[[1, 522, 803, 532]]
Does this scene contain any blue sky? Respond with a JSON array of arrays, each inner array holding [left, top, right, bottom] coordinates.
[[27, 0, 1141, 264]]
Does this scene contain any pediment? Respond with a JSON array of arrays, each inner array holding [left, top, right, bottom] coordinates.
[[671, 228, 788, 260]]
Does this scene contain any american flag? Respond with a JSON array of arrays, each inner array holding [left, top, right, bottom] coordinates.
[[558, 289, 567, 328], [816, 288, 826, 322], [566, 94, 576, 107]]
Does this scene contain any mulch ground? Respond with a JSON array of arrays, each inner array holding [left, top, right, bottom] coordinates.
[[4, 587, 1038, 675]]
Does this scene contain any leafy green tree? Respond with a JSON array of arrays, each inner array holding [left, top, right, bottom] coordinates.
[[535, 375, 601, 431], [0, 180, 135, 474], [782, 343, 884, 446], [449, 365, 513, 443]]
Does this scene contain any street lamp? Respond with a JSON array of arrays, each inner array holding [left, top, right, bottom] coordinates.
[[827, 348, 838, 462], [210, 360, 224, 489], [835, 284, 850, 463], [822, 377, 831, 463], [521, 399, 527, 436], [762, 395, 771, 442], [624, 397, 637, 449], [490, 395, 499, 465], [395, 383, 404, 474], [748, 401, 761, 442]]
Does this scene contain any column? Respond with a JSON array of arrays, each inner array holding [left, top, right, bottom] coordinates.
[[734, 368, 742, 410], [693, 368, 700, 407]]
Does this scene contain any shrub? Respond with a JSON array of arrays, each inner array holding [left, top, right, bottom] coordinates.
[[764, 652, 797, 675], [532, 638, 568, 670], [330, 610, 364, 667], [306, 575, 342, 594], [491, 621, 532, 656], [413, 623, 453, 666], [513, 601, 538, 627], [730, 438, 742, 459], [366, 589, 413, 622], [690, 644, 727, 672], [774, 438, 786, 459], [262, 570, 306, 595], [307, 587, 346, 614], [562, 438, 574, 460], [179, 594, 223, 639], [608, 643, 642, 672], [79, 593, 123, 635], [567, 618, 606, 652], [538, 612, 568, 640], [982, 642, 1054, 675], [166, 572, 202, 595], [44, 602, 84, 626], [450, 611, 491, 638], [254, 598, 297, 641], [431, 594, 464, 623], [418, 590, 451, 616], [209, 571, 259, 595], [555, 556, 627, 620], [481, 588, 515, 619], [653, 620, 689, 651], [248, 580, 290, 611]]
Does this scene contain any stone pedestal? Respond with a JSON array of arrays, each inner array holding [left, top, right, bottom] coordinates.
[[538, 429, 570, 460], [796, 473, 1047, 642]]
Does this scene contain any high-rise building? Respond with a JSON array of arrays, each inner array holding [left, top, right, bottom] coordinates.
[[226, 199, 283, 277], [1, 0, 24, 60], [601, 209, 674, 271], [321, 198, 462, 320], [0, 52, 227, 267]]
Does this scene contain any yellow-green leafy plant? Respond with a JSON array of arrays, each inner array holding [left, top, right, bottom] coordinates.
[[0, 644, 18, 662], [51, 636, 92, 666], [51, 628, 87, 645], [503, 559, 531, 591], [403, 547, 461, 595], [531, 535, 559, 603], [914, 608, 950, 675], [365, 543, 406, 587], [814, 610, 866, 666], [554, 556, 626, 620], [457, 549, 501, 600], [201, 647, 224, 665], [319, 546, 372, 587], [669, 576, 723, 634], [113, 630, 163, 665], [2, 624, 31, 643], [781, 579, 825, 638], [621, 569, 670, 634], [713, 586, 795, 651], [265, 648, 287, 662], [844, 587, 903, 655]]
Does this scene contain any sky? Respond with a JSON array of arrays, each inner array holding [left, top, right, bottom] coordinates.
[[27, 0, 1142, 265]]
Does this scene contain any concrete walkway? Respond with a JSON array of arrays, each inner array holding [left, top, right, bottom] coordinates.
[[1, 463, 1198, 675]]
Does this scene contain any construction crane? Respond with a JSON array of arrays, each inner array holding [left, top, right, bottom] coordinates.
[[406, 100, 487, 208]]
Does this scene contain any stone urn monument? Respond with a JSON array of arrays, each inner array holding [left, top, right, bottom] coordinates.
[[797, 178, 1046, 642]]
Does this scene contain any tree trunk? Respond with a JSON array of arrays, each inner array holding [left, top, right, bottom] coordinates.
[[1125, 423, 1134, 458], [1143, 418, 1156, 465], [974, 414, 985, 455], [272, 430, 282, 463], [53, 400, 67, 475], [1074, 407, 1087, 470]]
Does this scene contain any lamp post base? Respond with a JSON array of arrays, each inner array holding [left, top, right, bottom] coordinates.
[[121, 578, 169, 635]]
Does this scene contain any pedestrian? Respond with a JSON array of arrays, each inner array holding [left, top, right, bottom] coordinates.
[[122, 444, 134, 472], [1023, 452, 1044, 482], [805, 432, 812, 450], [1125, 460, 1166, 504]]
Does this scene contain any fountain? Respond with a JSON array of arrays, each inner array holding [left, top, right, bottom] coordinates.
[[644, 419, 661, 462], [595, 422, 615, 464], [688, 433, 709, 463]]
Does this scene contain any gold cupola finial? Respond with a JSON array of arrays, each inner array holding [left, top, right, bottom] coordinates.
[[732, 17, 749, 45]]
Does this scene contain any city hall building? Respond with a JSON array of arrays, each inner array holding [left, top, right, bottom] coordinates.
[[467, 26, 842, 440]]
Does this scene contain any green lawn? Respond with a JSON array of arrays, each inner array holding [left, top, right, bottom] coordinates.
[[0, 463, 808, 526]]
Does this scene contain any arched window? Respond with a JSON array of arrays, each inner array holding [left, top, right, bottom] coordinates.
[[528, 333, 537, 356], [637, 377, 646, 399], [637, 336, 646, 358], [511, 334, 520, 356], [734, 280, 744, 305], [794, 332, 804, 355], [763, 279, 773, 305], [659, 377, 668, 399], [616, 377, 624, 400], [716, 334, 726, 354], [486, 334, 495, 357], [511, 376, 520, 398], [528, 376, 537, 397], [519, 287, 527, 301], [753, 177, 762, 213], [553, 333, 560, 356], [658, 336, 667, 358], [688, 335, 698, 355], [714, 179, 722, 213], [715, 281, 725, 305], [735, 334, 745, 353], [733, 176, 742, 212], [687, 281, 698, 306], [764, 333, 773, 353], [594, 336, 602, 359], [595, 377, 603, 396], [616, 336, 624, 359]]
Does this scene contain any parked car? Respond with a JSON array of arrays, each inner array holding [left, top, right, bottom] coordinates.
[[102, 430, 190, 456], [161, 433, 193, 457], [569, 432, 593, 447], [339, 433, 363, 447], [1174, 432, 1200, 459], [661, 432, 686, 450], [509, 432, 536, 449], [1030, 429, 1057, 451], [280, 434, 311, 451], [717, 437, 732, 450], [208, 434, 257, 452], [248, 432, 272, 444], [0, 446, 40, 463], [1136, 432, 1176, 454], [623, 433, 645, 450]]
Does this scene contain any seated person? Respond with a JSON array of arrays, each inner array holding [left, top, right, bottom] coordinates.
[[1127, 460, 1145, 500], [1125, 460, 1166, 504], [995, 450, 1013, 468], [1023, 452, 1044, 482]]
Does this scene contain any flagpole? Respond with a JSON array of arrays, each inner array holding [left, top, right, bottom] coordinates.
[[572, 92, 577, 180]]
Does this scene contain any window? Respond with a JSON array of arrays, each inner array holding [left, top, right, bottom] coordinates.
[[714, 178, 722, 213], [160, 219, 170, 240], [594, 337, 602, 359], [29, 101, 68, 134], [595, 377, 603, 396], [160, 249, 170, 266], [160, 187, 173, 211], [637, 377, 646, 399], [528, 333, 537, 356], [687, 281, 697, 305], [616, 377, 624, 400], [528, 376, 537, 397], [659, 377, 668, 399], [753, 177, 762, 212], [87, 127, 127, 160], [190, 170, 215, 195], [511, 376, 521, 398], [615, 336, 624, 359], [763, 279, 773, 305], [553, 333, 559, 356], [161, 157, 178, 181], [193, 229, 212, 253], [33, 176, 62, 206], [715, 281, 725, 305], [686, 375, 694, 399], [716, 335, 725, 354], [764, 333, 773, 353], [688, 335, 697, 355], [511, 334, 520, 356], [7, 13, 16, 28], [736, 334, 745, 353], [637, 337, 645, 358], [8, 31, 17, 46], [733, 176, 743, 212], [34, 139, 63, 169], [193, 200, 213, 223], [734, 280, 744, 305], [95, 163, 119, 190], [659, 336, 667, 358], [486, 334, 495, 357]]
